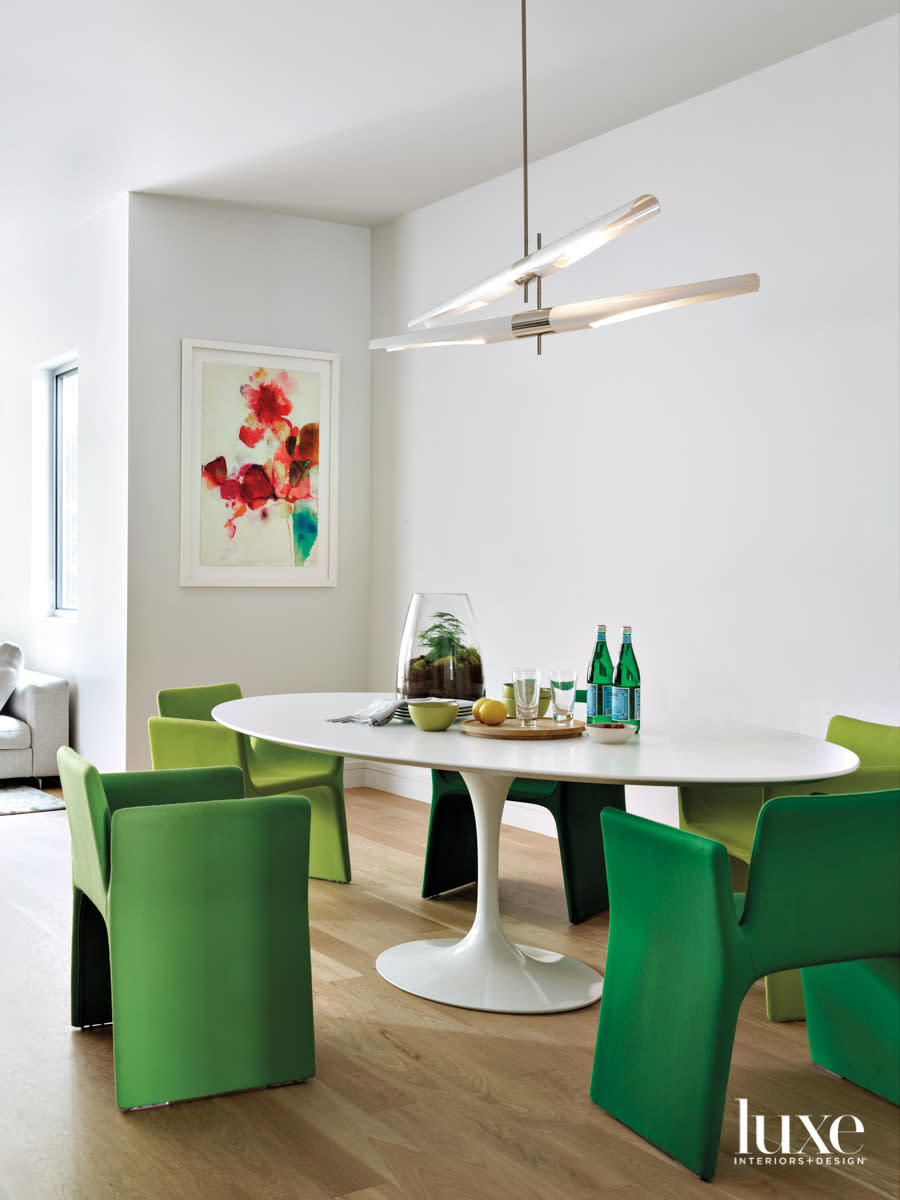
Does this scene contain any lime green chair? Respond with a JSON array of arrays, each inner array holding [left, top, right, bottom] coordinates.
[[57, 748, 316, 1109], [678, 714, 899, 1019], [148, 682, 350, 883], [590, 790, 900, 1181], [423, 693, 626, 923]]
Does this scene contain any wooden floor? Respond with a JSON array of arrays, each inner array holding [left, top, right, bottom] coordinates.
[[0, 787, 897, 1200]]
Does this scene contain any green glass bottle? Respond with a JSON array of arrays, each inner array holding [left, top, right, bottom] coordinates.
[[586, 624, 614, 724], [610, 625, 640, 730]]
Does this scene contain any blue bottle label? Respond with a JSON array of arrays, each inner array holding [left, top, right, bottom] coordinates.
[[602, 685, 613, 716], [587, 684, 599, 718], [609, 686, 640, 722]]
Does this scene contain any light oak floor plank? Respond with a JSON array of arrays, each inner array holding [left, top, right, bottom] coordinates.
[[0, 787, 896, 1199]]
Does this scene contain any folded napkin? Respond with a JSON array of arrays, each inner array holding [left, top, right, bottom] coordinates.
[[327, 698, 404, 726]]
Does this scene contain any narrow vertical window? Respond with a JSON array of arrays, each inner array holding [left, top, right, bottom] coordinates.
[[53, 365, 78, 612]]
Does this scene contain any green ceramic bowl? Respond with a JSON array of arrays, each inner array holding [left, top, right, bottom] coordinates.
[[502, 684, 551, 718], [408, 700, 459, 731]]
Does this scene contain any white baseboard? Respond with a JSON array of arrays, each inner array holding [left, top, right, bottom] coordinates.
[[342, 758, 370, 789], [345, 760, 679, 834]]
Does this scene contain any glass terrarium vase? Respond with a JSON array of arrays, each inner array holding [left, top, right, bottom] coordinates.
[[396, 593, 485, 702]]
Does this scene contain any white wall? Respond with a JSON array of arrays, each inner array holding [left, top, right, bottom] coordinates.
[[125, 196, 372, 767], [0, 198, 129, 768], [368, 20, 900, 821]]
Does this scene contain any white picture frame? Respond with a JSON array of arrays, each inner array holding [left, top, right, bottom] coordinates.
[[180, 339, 339, 587]]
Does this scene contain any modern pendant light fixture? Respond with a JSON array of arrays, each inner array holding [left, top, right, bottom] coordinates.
[[369, 1, 759, 354]]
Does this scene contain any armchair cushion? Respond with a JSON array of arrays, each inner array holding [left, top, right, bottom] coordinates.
[[0, 715, 31, 751]]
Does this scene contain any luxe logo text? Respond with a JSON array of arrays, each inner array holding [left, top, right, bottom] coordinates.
[[733, 1098, 866, 1167]]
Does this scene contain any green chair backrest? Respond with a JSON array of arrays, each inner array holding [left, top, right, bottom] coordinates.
[[157, 682, 242, 722], [58, 746, 113, 912], [827, 715, 900, 772], [741, 789, 900, 973]]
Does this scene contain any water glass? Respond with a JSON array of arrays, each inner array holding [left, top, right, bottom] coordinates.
[[549, 668, 577, 724], [512, 666, 541, 728]]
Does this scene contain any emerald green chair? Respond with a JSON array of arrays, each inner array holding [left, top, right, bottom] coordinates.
[[422, 691, 626, 924], [57, 748, 316, 1109], [148, 682, 351, 883], [678, 714, 899, 1019], [590, 790, 900, 1181]]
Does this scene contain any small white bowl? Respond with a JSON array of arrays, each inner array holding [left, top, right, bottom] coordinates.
[[584, 722, 638, 745]]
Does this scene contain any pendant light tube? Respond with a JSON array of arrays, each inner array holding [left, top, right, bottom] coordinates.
[[407, 194, 660, 330], [369, 273, 760, 351], [565, 273, 761, 330]]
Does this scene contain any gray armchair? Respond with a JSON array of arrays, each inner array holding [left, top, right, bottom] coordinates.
[[1, 668, 70, 784]]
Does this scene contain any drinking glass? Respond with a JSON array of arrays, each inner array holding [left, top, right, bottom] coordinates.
[[549, 668, 577, 724], [512, 666, 541, 728]]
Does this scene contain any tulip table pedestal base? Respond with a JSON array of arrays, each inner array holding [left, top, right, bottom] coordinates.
[[374, 770, 604, 1013]]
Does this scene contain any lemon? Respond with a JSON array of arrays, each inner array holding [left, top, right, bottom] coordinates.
[[478, 699, 507, 726], [472, 697, 489, 720]]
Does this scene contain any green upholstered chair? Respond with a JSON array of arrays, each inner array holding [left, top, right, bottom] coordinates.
[[590, 790, 900, 1181], [148, 682, 350, 883], [57, 748, 316, 1109], [422, 692, 626, 924], [678, 714, 899, 1019]]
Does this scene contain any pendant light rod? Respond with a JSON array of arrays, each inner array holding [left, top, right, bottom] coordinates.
[[521, 0, 529, 268]]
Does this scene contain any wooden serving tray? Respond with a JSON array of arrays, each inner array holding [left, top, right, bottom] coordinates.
[[460, 717, 585, 740]]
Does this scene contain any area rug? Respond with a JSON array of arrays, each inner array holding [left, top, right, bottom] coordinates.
[[0, 786, 65, 816]]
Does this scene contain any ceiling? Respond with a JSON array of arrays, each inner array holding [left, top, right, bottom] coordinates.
[[3, 0, 897, 252]]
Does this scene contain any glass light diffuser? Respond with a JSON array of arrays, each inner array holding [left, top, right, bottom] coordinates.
[[407, 194, 660, 329]]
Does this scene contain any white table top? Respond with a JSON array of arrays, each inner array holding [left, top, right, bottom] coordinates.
[[213, 692, 860, 787]]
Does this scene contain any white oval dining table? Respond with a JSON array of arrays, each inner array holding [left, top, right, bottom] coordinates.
[[213, 692, 859, 1015]]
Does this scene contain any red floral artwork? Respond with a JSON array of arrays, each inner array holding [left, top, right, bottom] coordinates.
[[202, 367, 319, 551]]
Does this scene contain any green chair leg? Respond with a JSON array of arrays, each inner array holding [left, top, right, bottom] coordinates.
[[553, 782, 626, 923], [302, 783, 352, 883], [726, 852, 807, 1021], [590, 811, 755, 1181], [765, 968, 806, 1021], [71, 888, 112, 1028], [803, 957, 900, 1103], [422, 789, 478, 899]]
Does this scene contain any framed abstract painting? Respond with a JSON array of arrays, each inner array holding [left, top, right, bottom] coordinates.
[[180, 339, 339, 587]]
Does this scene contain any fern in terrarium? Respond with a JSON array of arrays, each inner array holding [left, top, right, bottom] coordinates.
[[419, 612, 466, 661]]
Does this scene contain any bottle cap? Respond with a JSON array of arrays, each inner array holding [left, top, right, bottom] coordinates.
[[596, 624, 606, 632], [623, 625, 632, 635]]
